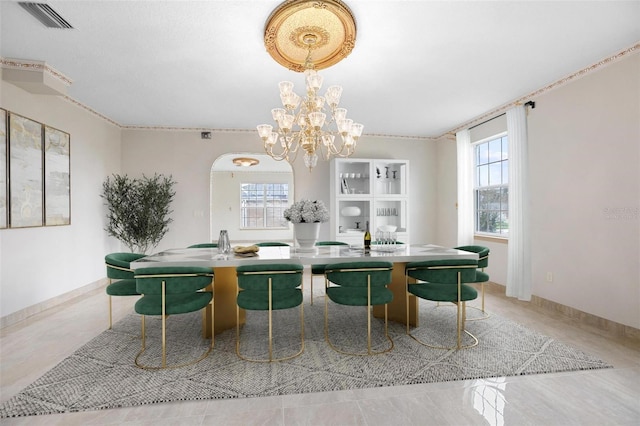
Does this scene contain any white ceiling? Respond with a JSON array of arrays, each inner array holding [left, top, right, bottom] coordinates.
[[1, 1, 639, 139]]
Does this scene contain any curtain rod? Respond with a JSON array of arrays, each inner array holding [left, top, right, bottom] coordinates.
[[468, 101, 535, 131], [468, 113, 506, 130]]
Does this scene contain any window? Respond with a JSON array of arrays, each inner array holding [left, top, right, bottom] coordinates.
[[240, 183, 289, 229], [474, 134, 508, 236]]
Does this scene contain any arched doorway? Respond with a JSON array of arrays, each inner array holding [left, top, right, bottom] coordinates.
[[210, 153, 294, 243]]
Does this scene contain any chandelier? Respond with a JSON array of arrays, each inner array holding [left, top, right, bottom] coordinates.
[[257, 0, 361, 171]]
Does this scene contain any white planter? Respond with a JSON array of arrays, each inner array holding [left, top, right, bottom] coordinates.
[[294, 222, 321, 251]]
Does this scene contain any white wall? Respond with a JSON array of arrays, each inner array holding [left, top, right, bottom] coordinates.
[[527, 53, 639, 328], [438, 52, 640, 328], [0, 80, 122, 318], [120, 130, 437, 252]]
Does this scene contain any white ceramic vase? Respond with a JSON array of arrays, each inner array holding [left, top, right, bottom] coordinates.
[[294, 222, 321, 251]]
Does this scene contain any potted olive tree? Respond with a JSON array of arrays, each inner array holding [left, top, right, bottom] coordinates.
[[101, 173, 176, 254]]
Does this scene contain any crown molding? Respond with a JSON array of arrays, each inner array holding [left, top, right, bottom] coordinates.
[[1, 57, 72, 96], [441, 42, 640, 139], [4, 43, 637, 140]]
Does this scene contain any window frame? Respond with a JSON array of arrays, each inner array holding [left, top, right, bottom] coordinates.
[[473, 132, 509, 239], [239, 182, 289, 230]]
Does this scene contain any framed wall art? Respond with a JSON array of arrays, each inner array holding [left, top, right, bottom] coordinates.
[[44, 125, 70, 225], [8, 112, 44, 228], [0, 109, 7, 229]]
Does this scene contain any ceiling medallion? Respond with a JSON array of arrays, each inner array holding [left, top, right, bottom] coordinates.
[[264, 0, 357, 72]]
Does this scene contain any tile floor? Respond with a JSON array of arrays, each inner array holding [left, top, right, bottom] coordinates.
[[1, 276, 639, 425]]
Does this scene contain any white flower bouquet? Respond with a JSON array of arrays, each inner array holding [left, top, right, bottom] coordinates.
[[283, 199, 330, 223]]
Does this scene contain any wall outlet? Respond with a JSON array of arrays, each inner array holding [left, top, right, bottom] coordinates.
[[546, 272, 553, 282]]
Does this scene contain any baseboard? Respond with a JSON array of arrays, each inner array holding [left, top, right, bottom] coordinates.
[[0, 278, 107, 329], [485, 281, 640, 342]]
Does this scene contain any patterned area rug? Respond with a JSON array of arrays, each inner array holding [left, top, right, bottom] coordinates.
[[0, 299, 611, 418]]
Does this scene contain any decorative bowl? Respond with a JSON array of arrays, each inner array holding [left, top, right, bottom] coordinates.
[[340, 206, 361, 217]]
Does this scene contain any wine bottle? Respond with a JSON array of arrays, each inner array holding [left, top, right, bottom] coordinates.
[[364, 220, 371, 251]]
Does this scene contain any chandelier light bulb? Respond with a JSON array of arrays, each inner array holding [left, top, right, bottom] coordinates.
[[337, 118, 353, 135], [271, 108, 285, 121], [257, 124, 273, 140], [279, 81, 294, 95], [334, 108, 347, 121], [350, 122, 364, 139], [308, 112, 326, 129]]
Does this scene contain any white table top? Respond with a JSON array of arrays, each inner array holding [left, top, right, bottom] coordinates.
[[130, 244, 478, 269]]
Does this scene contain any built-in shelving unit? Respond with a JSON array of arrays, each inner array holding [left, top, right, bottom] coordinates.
[[330, 158, 410, 245]]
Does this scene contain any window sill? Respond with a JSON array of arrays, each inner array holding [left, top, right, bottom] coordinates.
[[474, 234, 508, 244]]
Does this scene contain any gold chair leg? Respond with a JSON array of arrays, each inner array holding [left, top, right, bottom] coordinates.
[[325, 274, 393, 356], [407, 271, 478, 350], [135, 279, 214, 370], [236, 275, 304, 363], [141, 315, 146, 349], [161, 281, 167, 368], [367, 279, 372, 355], [108, 295, 113, 329], [310, 273, 314, 305], [268, 278, 273, 362]]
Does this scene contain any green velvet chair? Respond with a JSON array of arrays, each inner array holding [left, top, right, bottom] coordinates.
[[405, 259, 479, 349], [236, 263, 304, 362], [134, 266, 214, 369], [105, 252, 146, 329], [255, 242, 290, 247], [324, 261, 394, 355], [188, 243, 218, 248], [309, 241, 349, 305], [454, 245, 490, 320]]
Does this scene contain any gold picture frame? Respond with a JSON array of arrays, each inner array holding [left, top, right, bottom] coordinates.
[[1, 110, 71, 229], [0, 109, 7, 229], [8, 112, 43, 228], [44, 125, 70, 226]]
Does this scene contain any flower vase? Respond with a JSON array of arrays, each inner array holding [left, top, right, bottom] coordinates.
[[294, 222, 321, 252]]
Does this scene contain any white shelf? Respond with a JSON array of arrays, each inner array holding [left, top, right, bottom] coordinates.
[[330, 158, 410, 245]]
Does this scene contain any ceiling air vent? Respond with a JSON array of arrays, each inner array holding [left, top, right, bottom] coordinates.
[[18, 2, 73, 29]]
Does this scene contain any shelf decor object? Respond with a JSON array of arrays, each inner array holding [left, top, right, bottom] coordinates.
[[340, 206, 361, 217], [257, 0, 363, 171]]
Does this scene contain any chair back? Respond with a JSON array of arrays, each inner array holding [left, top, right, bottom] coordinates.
[[105, 252, 146, 279], [135, 266, 213, 294], [236, 264, 303, 291], [406, 259, 478, 283], [188, 243, 218, 248], [325, 261, 393, 288], [255, 242, 290, 247], [454, 245, 489, 269]]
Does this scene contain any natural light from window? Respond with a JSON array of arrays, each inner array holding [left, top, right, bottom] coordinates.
[[240, 183, 289, 229], [474, 134, 509, 237]]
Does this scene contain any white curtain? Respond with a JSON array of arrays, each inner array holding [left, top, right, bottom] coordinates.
[[506, 105, 532, 300], [456, 129, 474, 246]]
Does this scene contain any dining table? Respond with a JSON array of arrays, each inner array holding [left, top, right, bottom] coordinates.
[[130, 244, 478, 337]]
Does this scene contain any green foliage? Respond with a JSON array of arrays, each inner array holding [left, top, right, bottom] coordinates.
[[102, 174, 176, 254]]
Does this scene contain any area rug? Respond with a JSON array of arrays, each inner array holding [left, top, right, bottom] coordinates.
[[0, 299, 611, 418]]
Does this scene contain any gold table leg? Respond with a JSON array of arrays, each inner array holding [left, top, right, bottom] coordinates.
[[373, 262, 417, 326], [203, 266, 245, 338]]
